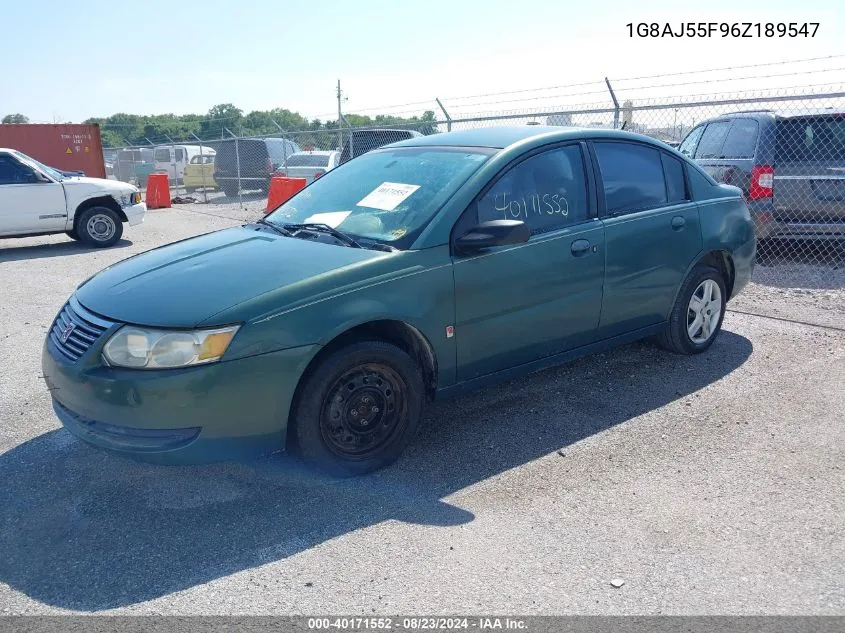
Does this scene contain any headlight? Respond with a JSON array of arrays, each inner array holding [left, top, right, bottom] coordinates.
[[102, 325, 240, 369]]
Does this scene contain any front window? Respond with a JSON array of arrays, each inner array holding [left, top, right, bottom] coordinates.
[[476, 145, 589, 235], [266, 147, 491, 247], [678, 124, 705, 157], [10, 150, 62, 181]]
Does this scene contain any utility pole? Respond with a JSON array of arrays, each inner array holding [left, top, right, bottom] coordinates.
[[336, 79, 345, 151]]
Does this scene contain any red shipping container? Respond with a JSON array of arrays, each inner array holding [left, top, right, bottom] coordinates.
[[0, 123, 106, 179]]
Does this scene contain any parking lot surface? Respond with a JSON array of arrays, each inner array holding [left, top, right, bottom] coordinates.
[[1, 207, 843, 614]]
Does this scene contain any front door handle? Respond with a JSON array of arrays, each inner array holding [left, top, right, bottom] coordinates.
[[571, 239, 591, 256], [671, 216, 686, 231]]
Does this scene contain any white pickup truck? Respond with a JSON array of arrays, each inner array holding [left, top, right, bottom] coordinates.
[[0, 148, 146, 247]]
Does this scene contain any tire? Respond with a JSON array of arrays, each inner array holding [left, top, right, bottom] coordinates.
[[76, 206, 123, 248], [185, 187, 196, 194], [222, 184, 239, 198], [658, 265, 727, 355], [65, 228, 80, 241], [291, 340, 424, 476]]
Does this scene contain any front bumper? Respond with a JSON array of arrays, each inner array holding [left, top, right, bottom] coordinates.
[[124, 202, 146, 226], [42, 331, 318, 464]]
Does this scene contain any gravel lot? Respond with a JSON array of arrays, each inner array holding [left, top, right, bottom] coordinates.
[[0, 206, 843, 615]]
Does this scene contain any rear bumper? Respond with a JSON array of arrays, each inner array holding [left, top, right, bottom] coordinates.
[[747, 200, 845, 240]]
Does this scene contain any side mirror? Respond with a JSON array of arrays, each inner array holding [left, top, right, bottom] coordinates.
[[454, 219, 531, 253]]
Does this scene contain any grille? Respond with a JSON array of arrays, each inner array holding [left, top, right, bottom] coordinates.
[[49, 298, 114, 362]]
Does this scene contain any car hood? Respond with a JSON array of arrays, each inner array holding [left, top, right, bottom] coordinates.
[[75, 225, 386, 327], [61, 175, 137, 194]]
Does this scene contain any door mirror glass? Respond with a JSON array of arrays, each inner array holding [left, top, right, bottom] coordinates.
[[454, 220, 530, 252]]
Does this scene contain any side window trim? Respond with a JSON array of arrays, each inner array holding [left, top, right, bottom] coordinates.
[[589, 139, 691, 218], [450, 141, 598, 250]]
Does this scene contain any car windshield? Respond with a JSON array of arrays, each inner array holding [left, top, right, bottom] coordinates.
[[11, 150, 63, 181], [265, 147, 491, 247]]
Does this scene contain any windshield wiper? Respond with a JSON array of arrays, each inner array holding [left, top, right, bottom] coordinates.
[[253, 218, 293, 237], [282, 223, 362, 249], [357, 238, 400, 252]]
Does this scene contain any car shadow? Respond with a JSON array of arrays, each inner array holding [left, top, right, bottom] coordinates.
[[0, 332, 752, 610], [0, 239, 134, 263]]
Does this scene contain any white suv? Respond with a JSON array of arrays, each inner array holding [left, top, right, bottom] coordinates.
[[0, 148, 146, 247]]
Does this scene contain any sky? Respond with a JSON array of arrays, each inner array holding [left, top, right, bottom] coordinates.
[[1, 0, 843, 125]]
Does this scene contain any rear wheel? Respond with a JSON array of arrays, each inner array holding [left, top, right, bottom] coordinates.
[[291, 341, 424, 476], [65, 228, 80, 241], [76, 207, 123, 248], [658, 265, 726, 355], [222, 184, 239, 198]]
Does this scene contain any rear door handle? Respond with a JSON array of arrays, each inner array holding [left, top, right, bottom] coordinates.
[[671, 216, 686, 230], [571, 239, 591, 256]]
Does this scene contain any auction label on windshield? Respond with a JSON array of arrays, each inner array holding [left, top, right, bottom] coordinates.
[[357, 182, 420, 211]]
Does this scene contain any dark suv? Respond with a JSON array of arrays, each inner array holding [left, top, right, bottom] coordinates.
[[679, 109, 845, 240], [213, 137, 301, 197]]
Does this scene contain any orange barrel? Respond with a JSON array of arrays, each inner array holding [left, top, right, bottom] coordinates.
[[265, 176, 307, 214]]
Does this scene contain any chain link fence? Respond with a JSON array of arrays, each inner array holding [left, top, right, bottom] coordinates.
[[100, 86, 845, 329]]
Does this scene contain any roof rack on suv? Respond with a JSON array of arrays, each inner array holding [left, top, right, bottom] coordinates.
[[725, 109, 775, 115]]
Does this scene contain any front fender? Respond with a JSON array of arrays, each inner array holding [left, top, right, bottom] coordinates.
[[220, 246, 458, 387]]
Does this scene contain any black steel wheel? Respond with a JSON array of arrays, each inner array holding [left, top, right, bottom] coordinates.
[[291, 340, 424, 476]]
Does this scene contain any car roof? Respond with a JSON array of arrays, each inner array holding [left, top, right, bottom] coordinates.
[[699, 107, 845, 123], [387, 126, 673, 150], [291, 150, 334, 155]]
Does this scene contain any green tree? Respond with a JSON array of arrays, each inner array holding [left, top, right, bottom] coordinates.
[[201, 103, 243, 138], [2, 113, 29, 124]]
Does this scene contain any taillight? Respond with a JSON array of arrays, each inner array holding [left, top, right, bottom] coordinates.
[[264, 158, 275, 174], [749, 164, 774, 200], [314, 170, 325, 179]]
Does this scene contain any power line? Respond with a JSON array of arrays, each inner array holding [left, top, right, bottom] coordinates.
[[436, 53, 845, 104], [612, 53, 845, 83], [445, 67, 845, 110]]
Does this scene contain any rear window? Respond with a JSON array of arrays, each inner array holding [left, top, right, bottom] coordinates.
[[342, 130, 416, 161], [285, 154, 330, 167], [594, 141, 668, 214], [118, 150, 153, 163], [214, 139, 269, 172], [694, 121, 731, 159], [189, 155, 214, 164], [776, 116, 845, 162], [720, 119, 759, 159]]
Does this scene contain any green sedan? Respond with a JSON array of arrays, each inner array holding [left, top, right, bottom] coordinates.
[[42, 126, 756, 475]]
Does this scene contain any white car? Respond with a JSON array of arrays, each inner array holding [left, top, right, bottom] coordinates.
[[0, 148, 145, 247], [275, 150, 340, 184]]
